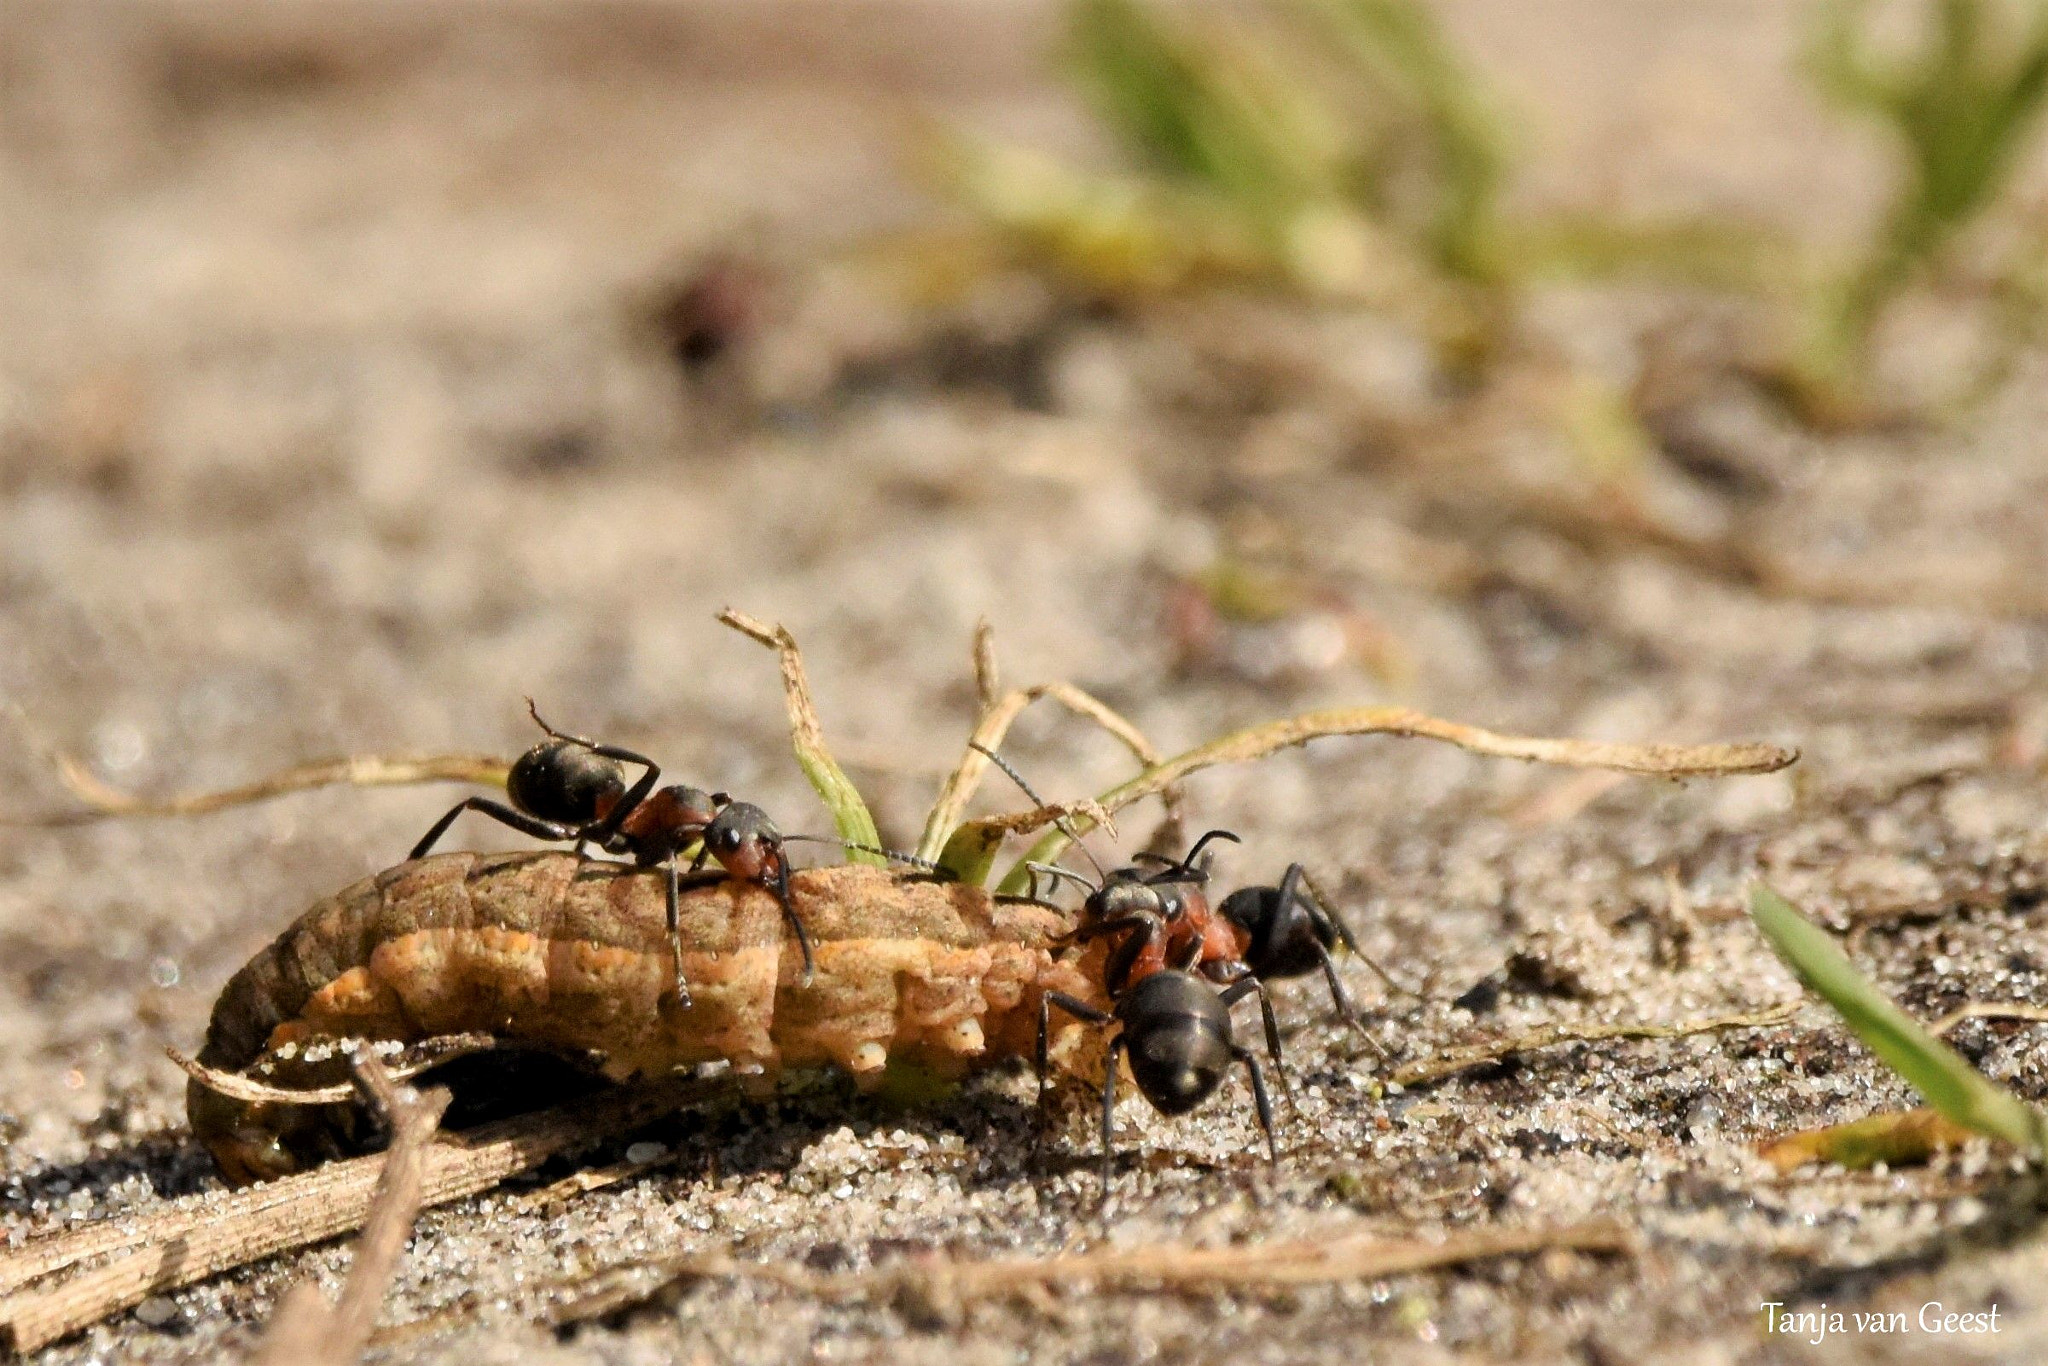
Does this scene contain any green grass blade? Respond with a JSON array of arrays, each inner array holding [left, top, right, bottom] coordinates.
[[934, 821, 1009, 886], [1068, 0, 1347, 214], [1747, 884, 2046, 1157], [718, 610, 885, 867]]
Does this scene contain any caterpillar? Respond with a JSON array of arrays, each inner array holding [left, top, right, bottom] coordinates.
[[189, 850, 1105, 1185]]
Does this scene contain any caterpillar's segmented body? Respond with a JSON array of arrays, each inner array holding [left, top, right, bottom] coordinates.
[[191, 851, 1103, 1183]]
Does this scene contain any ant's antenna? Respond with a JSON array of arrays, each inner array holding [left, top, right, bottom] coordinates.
[[1023, 862, 1100, 901], [782, 834, 952, 877], [524, 697, 582, 744], [1144, 828, 1241, 885], [967, 741, 1109, 881]]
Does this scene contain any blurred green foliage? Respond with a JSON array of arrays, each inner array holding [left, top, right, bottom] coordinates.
[[1793, 0, 2048, 419], [932, 0, 2048, 432]]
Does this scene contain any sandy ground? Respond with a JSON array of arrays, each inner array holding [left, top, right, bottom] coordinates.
[[3, 2, 2048, 1362]]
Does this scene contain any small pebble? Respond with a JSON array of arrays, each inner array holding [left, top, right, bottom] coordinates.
[[134, 1297, 178, 1327]]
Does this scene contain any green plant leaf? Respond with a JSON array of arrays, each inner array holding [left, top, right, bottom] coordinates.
[[1747, 884, 2047, 1157], [1793, 0, 2048, 412], [934, 820, 1010, 886], [1069, 0, 1349, 215], [718, 610, 885, 867]]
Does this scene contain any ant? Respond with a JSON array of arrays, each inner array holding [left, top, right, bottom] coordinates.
[[408, 701, 816, 1010], [1026, 829, 1244, 997], [981, 744, 1395, 1056], [1038, 967, 1287, 1200]]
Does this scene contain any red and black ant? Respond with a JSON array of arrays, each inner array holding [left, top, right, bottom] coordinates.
[[1037, 967, 1287, 1199], [409, 703, 934, 1009], [981, 744, 1396, 1056]]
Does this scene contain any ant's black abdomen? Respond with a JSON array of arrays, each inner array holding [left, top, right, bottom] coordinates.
[[1220, 884, 1334, 979], [1118, 971, 1235, 1116], [506, 740, 625, 825]]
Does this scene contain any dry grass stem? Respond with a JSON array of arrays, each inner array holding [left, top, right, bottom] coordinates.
[[917, 625, 1173, 864], [3, 752, 510, 827], [1004, 708, 1797, 891], [549, 1220, 1633, 1328], [1928, 1002, 2048, 1036], [1757, 1107, 1985, 1174], [1391, 1002, 1800, 1087], [254, 1058, 452, 1366], [0, 1080, 710, 1353], [169, 1035, 505, 1107]]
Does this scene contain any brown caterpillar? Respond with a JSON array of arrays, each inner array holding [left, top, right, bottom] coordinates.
[[190, 851, 1105, 1185]]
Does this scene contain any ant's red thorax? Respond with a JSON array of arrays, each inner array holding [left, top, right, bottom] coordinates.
[[1114, 889, 1254, 990], [619, 787, 715, 845]]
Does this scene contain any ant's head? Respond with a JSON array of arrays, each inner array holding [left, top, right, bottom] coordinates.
[[506, 739, 625, 825], [701, 798, 781, 880], [1115, 971, 1236, 1117], [1088, 869, 1187, 924]]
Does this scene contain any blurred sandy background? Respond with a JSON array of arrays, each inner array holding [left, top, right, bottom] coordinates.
[[4, 3, 2048, 1362]]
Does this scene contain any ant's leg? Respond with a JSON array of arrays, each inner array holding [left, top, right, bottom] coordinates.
[[1199, 957, 1252, 985], [1312, 940, 1390, 1059], [1284, 865, 1360, 955], [1068, 912, 1159, 997], [1295, 866, 1417, 1001], [1101, 917, 1159, 997], [579, 759, 660, 850], [1099, 1034, 1127, 1203], [1220, 977, 1294, 1110], [1037, 992, 1113, 1149], [664, 859, 694, 1011], [770, 856, 816, 987], [409, 798, 577, 861], [1234, 1047, 1280, 1164], [1220, 977, 1289, 1080]]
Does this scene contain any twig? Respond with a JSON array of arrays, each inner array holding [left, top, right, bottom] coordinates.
[[168, 1035, 505, 1107], [972, 616, 1001, 711], [254, 1058, 451, 1366], [0, 752, 510, 828], [548, 1219, 1633, 1328], [513, 1147, 684, 1212], [1000, 708, 1798, 893], [717, 609, 886, 867], [1653, 863, 1698, 971], [1391, 1001, 1801, 1086], [0, 1080, 711, 1354], [1491, 485, 2048, 621], [916, 623, 1173, 865], [1928, 1002, 2048, 1037], [943, 800, 1117, 842]]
